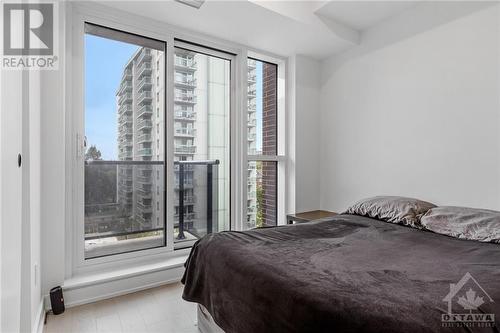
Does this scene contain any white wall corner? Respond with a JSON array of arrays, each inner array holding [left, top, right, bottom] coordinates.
[[292, 55, 322, 212]]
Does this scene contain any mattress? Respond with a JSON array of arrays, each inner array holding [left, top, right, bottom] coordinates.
[[182, 214, 500, 333]]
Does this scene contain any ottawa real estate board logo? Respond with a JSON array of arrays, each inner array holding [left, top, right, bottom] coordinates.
[[2, 1, 58, 69], [442, 272, 495, 328]]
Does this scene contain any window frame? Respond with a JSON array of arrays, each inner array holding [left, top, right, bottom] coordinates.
[[244, 53, 287, 229], [67, 3, 287, 277]]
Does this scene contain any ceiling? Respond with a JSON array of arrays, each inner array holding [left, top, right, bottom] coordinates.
[[95, 1, 461, 60], [315, 1, 418, 31]]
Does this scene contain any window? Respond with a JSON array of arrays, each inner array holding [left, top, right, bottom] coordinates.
[[172, 44, 231, 248], [83, 23, 166, 259], [74, 18, 283, 268], [246, 58, 279, 229]]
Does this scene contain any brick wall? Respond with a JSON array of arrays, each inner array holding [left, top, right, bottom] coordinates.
[[261, 62, 277, 226]]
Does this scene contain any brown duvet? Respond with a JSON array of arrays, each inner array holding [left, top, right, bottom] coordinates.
[[182, 214, 500, 333]]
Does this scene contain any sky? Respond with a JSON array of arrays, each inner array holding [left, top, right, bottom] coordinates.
[[85, 34, 263, 160], [85, 34, 139, 160]]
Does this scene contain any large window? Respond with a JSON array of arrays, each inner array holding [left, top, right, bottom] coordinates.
[[246, 58, 279, 229], [76, 19, 283, 265], [84, 24, 166, 259]]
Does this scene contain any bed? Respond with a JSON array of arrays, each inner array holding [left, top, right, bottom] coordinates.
[[182, 213, 500, 332]]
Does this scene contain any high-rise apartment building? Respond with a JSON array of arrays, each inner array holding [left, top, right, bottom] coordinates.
[[116, 47, 231, 239], [247, 59, 258, 228], [117, 47, 165, 233]]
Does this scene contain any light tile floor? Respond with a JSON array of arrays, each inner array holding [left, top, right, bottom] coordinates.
[[45, 282, 198, 333]]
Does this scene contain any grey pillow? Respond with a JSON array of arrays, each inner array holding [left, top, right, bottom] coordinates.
[[421, 206, 500, 243], [344, 196, 436, 228]]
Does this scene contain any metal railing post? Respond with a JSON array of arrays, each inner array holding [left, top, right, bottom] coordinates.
[[207, 164, 213, 234], [177, 163, 186, 240]]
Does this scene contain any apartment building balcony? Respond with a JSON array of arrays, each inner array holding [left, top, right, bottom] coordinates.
[[136, 202, 152, 213], [137, 48, 152, 65], [175, 179, 194, 190], [138, 91, 152, 105], [174, 77, 197, 88], [118, 92, 132, 105], [247, 87, 256, 97], [137, 104, 153, 118], [248, 133, 256, 141], [136, 188, 152, 199], [137, 133, 152, 143], [175, 145, 196, 154], [121, 68, 132, 81], [177, 196, 196, 205], [119, 123, 133, 134], [247, 118, 256, 127], [136, 62, 152, 77], [138, 148, 152, 156], [248, 101, 256, 111], [118, 80, 133, 95], [119, 114, 133, 125], [136, 174, 151, 183], [137, 119, 152, 130], [248, 70, 256, 82], [175, 56, 197, 70], [174, 127, 196, 137], [248, 59, 257, 68], [174, 212, 195, 221], [137, 75, 152, 92], [119, 104, 133, 115], [174, 110, 196, 121], [174, 93, 197, 104]]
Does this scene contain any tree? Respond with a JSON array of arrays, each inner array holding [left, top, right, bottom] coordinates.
[[85, 145, 102, 161]]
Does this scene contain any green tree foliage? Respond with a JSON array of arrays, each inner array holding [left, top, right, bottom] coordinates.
[[85, 145, 102, 161], [84, 145, 117, 205]]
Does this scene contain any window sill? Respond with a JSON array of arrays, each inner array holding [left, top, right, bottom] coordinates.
[[64, 251, 189, 291]]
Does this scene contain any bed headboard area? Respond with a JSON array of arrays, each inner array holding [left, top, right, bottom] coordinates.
[[318, 4, 500, 213]]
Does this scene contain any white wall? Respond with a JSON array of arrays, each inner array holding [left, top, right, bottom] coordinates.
[[1, 63, 23, 333], [320, 4, 500, 212], [293, 56, 321, 212]]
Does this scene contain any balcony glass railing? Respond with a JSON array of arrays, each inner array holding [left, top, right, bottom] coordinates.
[[175, 57, 197, 69], [136, 62, 152, 77], [118, 81, 133, 95], [174, 93, 196, 103], [175, 127, 196, 136], [138, 91, 152, 104], [84, 160, 220, 256], [138, 148, 152, 156], [173, 160, 220, 248], [175, 145, 196, 154], [137, 76, 152, 91], [122, 68, 132, 81], [137, 134, 152, 143], [174, 111, 196, 120], [248, 59, 257, 68], [174, 77, 197, 87], [137, 48, 152, 64], [137, 104, 152, 117], [118, 93, 132, 105], [137, 119, 152, 130], [119, 105, 133, 114]]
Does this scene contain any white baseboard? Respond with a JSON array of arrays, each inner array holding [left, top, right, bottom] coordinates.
[[34, 300, 45, 333], [44, 264, 185, 310]]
